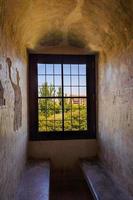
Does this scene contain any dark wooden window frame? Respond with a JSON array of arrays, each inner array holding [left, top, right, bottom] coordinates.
[[29, 54, 96, 141]]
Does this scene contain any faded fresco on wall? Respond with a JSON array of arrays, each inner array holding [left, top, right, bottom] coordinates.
[[0, 64, 5, 106], [6, 57, 22, 131]]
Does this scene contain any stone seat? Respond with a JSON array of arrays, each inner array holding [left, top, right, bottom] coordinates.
[[81, 160, 132, 200], [17, 160, 50, 200]]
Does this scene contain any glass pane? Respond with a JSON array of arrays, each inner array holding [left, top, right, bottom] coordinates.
[[63, 64, 70, 74], [38, 99, 48, 113], [64, 111, 71, 120], [72, 76, 78, 86], [79, 98, 87, 106], [80, 121, 87, 130], [72, 99, 79, 131], [47, 75, 53, 86], [55, 86, 62, 97], [38, 86, 42, 97], [64, 87, 71, 97], [38, 99, 47, 131], [38, 110, 46, 121], [71, 64, 78, 75], [47, 121, 54, 131], [55, 98, 62, 120], [54, 64, 61, 75], [72, 107, 80, 131], [80, 87, 86, 96], [55, 75, 61, 86], [39, 85, 55, 97], [38, 75, 45, 86], [72, 99, 79, 110], [64, 98, 72, 120], [64, 76, 70, 86], [64, 121, 71, 131], [38, 64, 45, 75], [71, 98, 80, 105], [55, 121, 62, 131], [72, 87, 78, 96], [55, 110, 62, 121], [79, 99, 87, 130], [46, 98, 55, 111], [47, 109, 54, 120], [39, 120, 46, 132], [80, 76, 86, 86], [72, 119, 80, 131], [79, 64, 86, 75], [46, 64, 53, 74]]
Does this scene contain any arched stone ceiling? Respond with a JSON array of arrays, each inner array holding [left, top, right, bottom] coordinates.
[[1, 0, 133, 56]]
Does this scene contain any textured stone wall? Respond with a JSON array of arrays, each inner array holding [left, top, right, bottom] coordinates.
[[0, 48, 28, 199], [29, 140, 97, 169], [99, 42, 133, 196], [0, 1, 28, 199], [0, 52, 28, 199]]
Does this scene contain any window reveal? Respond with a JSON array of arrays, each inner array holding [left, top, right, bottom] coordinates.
[[29, 54, 96, 140]]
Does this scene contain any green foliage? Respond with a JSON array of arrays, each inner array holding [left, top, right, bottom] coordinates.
[[39, 83, 54, 116], [40, 82, 55, 97], [57, 87, 62, 106], [38, 83, 87, 132]]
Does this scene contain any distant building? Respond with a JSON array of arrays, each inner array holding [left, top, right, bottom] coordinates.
[[71, 98, 86, 105]]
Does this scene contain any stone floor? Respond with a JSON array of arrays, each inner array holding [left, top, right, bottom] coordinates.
[[50, 170, 93, 200]]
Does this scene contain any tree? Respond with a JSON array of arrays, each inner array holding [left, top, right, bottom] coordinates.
[[38, 83, 87, 131], [57, 86, 62, 106], [40, 82, 55, 97], [39, 83, 55, 116]]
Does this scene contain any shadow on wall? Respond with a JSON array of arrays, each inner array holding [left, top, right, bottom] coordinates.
[[6, 57, 22, 131], [38, 30, 86, 48]]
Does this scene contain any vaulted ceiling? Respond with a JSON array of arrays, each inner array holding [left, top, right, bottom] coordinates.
[[1, 0, 133, 55]]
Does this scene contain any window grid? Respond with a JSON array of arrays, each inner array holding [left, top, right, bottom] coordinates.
[[29, 54, 97, 140], [38, 64, 87, 132]]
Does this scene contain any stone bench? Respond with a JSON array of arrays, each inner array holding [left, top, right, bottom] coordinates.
[[81, 160, 132, 200], [17, 160, 50, 200]]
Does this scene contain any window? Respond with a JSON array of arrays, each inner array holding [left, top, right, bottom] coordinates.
[[29, 54, 96, 140]]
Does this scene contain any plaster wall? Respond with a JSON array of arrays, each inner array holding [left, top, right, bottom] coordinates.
[[99, 42, 133, 195], [0, 2, 28, 199], [0, 46, 28, 199], [29, 140, 97, 169]]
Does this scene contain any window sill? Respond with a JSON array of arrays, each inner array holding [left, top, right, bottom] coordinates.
[[29, 131, 96, 141]]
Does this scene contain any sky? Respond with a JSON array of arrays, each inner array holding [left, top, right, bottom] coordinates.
[[38, 64, 87, 97]]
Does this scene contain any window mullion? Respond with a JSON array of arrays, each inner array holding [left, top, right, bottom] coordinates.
[[70, 64, 72, 131], [61, 62, 64, 131], [53, 64, 55, 131]]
